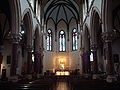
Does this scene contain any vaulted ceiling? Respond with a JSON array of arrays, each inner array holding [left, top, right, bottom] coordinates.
[[0, 0, 10, 44], [44, 0, 81, 24]]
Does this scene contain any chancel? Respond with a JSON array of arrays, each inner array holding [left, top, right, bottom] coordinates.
[[54, 57, 70, 76], [0, 0, 120, 90]]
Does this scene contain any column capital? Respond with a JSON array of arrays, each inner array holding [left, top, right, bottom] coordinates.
[[20, 20, 24, 26], [90, 44, 98, 51], [80, 47, 85, 52], [34, 51, 40, 54], [26, 45, 33, 52], [10, 33, 21, 44], [39, 46, 44, 51], [80, 25, 83, 30], [102, 32, 114, 43]]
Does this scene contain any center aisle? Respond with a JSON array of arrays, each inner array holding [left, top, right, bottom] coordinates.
[[56, 81, 69, 90]]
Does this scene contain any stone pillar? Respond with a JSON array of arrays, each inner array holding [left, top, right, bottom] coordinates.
[[81, 48, 85, 74], [0, 46, 3, 73], [0, 52, 3, 74], [39, 47, 43, 74], [34, 51, 42, 74], [34, 51, 38, 73], [102, 32, 117, 82], [102, 32, 114, 75], [82, 52, 91, 74], [10, 34, 19, 76], [87, 52, 91, 73], [91, 44, 98, 73], [26, 45, 33, 74], [39, 52, 43, 74]]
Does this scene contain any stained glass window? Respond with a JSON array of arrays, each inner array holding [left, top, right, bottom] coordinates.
[[59, 30, 66, 51], [72, 28, 78, 51], [47, 29, 52, 51]]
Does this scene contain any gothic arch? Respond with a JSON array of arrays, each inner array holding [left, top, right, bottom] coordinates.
[[83, 24, 90, 52], [22, 9, 33, 46], [90, 7, 101, 45], [69, 18, 78, 32], [46, 18, 55, 32], [34, 25, 40, 52], [69, 17, 78, 26], [57, 19, 67, 33], [90, 7, 103, 73], [20, 9, 34, 74], [46, 18, 56, 27]]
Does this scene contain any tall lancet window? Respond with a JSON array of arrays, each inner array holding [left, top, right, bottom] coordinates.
[[47, 29, 52, 51], [59, 30, 66, 52], [72, 28, 78, 51]]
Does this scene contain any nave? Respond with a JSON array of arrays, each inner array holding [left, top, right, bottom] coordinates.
[[0, 0, 120, 89], [0, 75, 120, 90]]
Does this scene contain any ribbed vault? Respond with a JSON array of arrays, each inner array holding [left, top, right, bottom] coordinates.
[[44, 0, 80, 24]]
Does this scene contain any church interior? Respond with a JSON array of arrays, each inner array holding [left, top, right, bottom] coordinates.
[[0, 0, 120, 90]]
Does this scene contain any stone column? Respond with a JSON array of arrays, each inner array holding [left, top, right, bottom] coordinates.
[[34, 51, 38, 73], [102, 32, 114, 75], [81, 48, 86, 73], [39, 52, 43, 74], [10, 34, 19, 76], [39, 47, 43, 74], [91, 44, 98, 73], [26, 45, 33, 74], [102, 32, 117, 82], [0, 52, 3, 74], [86, 52, 91, 73], [82, 52, 91, 74], [0, 46, 3, 73], [34, 51, 42, 74]]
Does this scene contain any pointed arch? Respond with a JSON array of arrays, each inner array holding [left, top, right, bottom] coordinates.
[[46, 18, 55, 33], [69, 17, 78, 31], [69, 17, 78, 26], [34, 24, 40, 52], [90, 7, 101, 44], [57, 19, 68, 26], [22, 8, 33, 46], [46, 18, 56, 28], [83, 24, 90, 52]]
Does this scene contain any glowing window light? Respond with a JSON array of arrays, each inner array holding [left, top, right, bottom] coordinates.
[[32, 54, 34, 62], [21, 31, 25, 34], [90, 52, 93, 61]]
